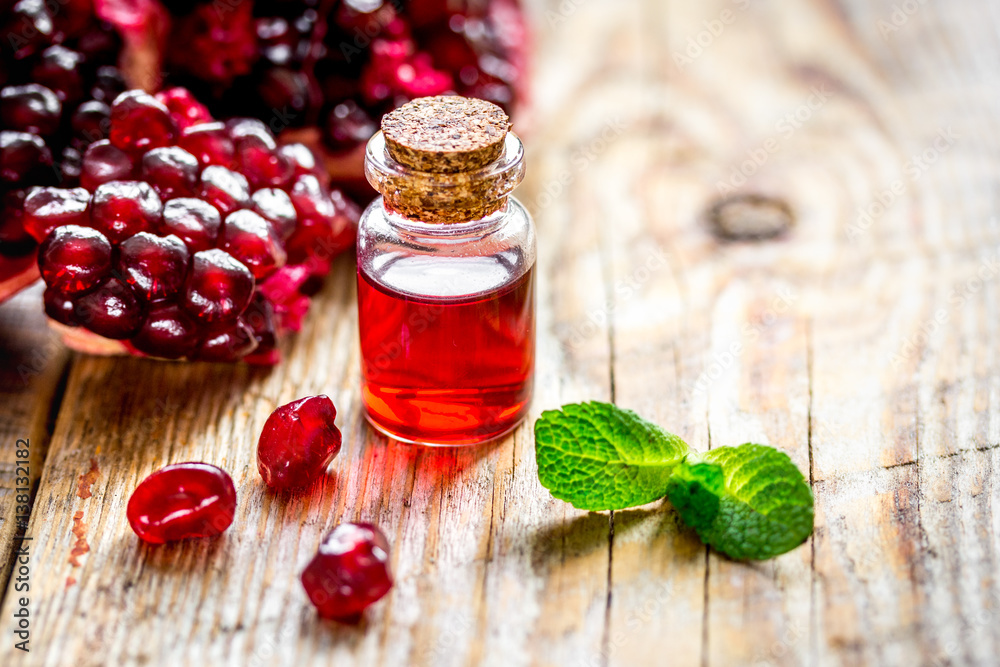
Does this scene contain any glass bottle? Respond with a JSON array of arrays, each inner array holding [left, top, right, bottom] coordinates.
[[357, 96, 536, 446]]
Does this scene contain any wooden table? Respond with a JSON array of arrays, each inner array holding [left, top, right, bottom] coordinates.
[[1, 0, 998, 664]]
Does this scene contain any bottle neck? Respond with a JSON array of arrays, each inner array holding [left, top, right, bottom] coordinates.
[[364, 130, 526, 225]]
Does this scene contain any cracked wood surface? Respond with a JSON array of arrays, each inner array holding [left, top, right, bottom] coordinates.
[[1, 0, 999, 665]]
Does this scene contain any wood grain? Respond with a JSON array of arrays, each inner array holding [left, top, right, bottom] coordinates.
[[2, 0, 1000, 665]]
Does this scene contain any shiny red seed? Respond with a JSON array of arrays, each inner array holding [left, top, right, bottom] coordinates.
[[126, 462, 237, 544], [141, 146, 200, 199], [130, 304, 200, 359], [31, 46, 85, 102], [44, 286, 79, 325], [73, 277, 144, 339], [236, 137, 293, 189], [251, 188, 296, 240], [0, 84, 62, 136], [221, 209, 286, 279], [108, 90, 177, 154], [38, 225, 112, 295], [71, 100, 112, 143], [118, 233, 190, 301], [178, 122, 235, 168], [155, 87, 213, 129], [23, 187, 90, 242], [226, 118, 276, 148], [301, 523, 393, 620], [257, 396, 342, 490], [0, 131, 53, 185], [80, 140, 134, 191], [195, 318, 258, 361], [160, 198, 222, 252], [199, 165, 251, 215], [90, 180, 162, 243], [183, 248, 255, 322], [276, 143, 328, 185], [323, 100, 376, 153]]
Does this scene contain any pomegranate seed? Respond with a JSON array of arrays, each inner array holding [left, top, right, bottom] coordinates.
[[324, 100, 376, 152], [160, 198, 222, 253], [183, 248, 255, 322], [196, 318, 258, 361], [73, 277, 144, 339], [117, 233, 190, 301], [90, 66, 127, 103], [289, 174, 335, 225], [90, 180, 162, 243], [0, 189, 30, 246], [0, 84, 62, 136], [71, 100, 112, 143], [131, 304, 200, 359], [199, 165, 251, 215], [221, 209, 287, 279], [178, 122, 235, 168], [0, 131, 53, 185], [126, 462, 237, 544], [236, 136, 293, 189], [38, 225, 112, 295], [23, 187, 90, 242], [257, 395, 342, 490], [44, 286, 78, 325], [108, 90, 177, 154], [4, 0, 54, 59], [251, 188, 297, 240], [80, 140, 134, 191], [301, 523, 393, 620], [226, 118, 276, 149], [155, 87, 213, 129], [31, 46, 85, 102], [277, 143, 327, 184], [141, 146, 200, 199]]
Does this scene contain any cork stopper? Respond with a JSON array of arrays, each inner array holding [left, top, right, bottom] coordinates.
[[381, 96, 510, 173]]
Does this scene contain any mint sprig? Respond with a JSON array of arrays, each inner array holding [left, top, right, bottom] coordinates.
[[533, 403, 814, 560], [666, 445, 814, 560], [534, 401, 688, 511]]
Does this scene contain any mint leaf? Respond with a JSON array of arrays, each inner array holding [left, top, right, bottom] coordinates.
[[534, 402, 689, 511], [666, 444, 814, 560]]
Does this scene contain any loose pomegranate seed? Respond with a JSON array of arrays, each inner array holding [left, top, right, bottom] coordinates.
[[44, 286, 79, 325], [80, 139, 134, 191], [38, 225, 112, 295], [108, 90, 177, 154], [199, 165, 251, 215], [196, 318, 258, 361], [257, 395, 342, 490], [31, 46, 85, 102], [141, 146, 200, 199], [126, 462, 237, 544], [23, 187, 90, 242], [178, 122, 235, 168], [251, 188, 297, 240], [301, 523, 393, 620], [131, 303, 200, 359], [73, 277, 144, 339], [90, 180, 162, 243], [117, 233, 190, 301], [183, 248, 255, 322], [0, 131, 53, 185], [160, 197, 222, 252], [221, 209, 286, 279], [0, 84, 62, 136]]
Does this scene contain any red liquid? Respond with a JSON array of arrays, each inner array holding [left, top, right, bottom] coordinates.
[[357, 266, 535, 445]]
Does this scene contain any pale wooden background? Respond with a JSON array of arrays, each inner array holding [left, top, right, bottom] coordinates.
[[1, 0, 999, 665]]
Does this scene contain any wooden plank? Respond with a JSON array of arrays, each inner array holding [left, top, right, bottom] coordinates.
[[0, 284, 69, 597]]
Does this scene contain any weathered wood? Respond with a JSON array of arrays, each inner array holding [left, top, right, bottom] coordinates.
[[0, 285, 69, 599], [2, 0, 1000, 664]]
